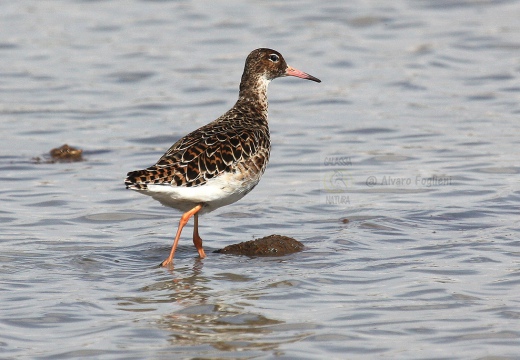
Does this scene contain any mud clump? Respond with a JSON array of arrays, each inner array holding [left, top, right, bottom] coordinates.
[[215, 234, 304, 256], [50, 144, 83, 161], [33, 144, 84, 163]]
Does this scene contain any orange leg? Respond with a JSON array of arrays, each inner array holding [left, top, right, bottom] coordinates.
[[193, 213, 206, 259], [161, 204, 203, 267]]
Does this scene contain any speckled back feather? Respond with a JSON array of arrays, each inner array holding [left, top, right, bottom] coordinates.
[[125, 108, 270, 189]]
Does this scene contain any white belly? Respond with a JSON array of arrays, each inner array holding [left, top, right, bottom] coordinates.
[[135, 171, 261, 214]]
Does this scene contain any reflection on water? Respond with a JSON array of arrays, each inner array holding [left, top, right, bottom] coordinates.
[[162, 305, 284, 352], [115, 262, 309, 356], [1, 0, 520, 358]]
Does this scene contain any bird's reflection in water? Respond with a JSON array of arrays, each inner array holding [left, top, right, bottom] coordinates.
[[134, 256, 306, 354], [160, 303, 285, 353]]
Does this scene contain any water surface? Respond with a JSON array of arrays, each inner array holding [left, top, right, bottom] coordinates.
[[1, 1, 519, 359]]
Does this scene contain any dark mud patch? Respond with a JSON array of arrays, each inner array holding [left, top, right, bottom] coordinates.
[[33, 144, 84, 163], [215, 234, 304, 256]]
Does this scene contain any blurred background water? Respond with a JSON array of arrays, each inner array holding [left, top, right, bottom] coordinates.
[[1, 1, 519, 359]]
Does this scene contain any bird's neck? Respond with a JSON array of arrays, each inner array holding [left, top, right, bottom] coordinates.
[[235, 74, 270, 119]]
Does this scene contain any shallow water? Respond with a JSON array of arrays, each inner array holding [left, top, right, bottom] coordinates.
[[1, 1, 520, 359]]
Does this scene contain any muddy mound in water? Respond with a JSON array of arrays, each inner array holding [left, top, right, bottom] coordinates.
[[33, 144, 84, 163], [215, 234, 304, 256]]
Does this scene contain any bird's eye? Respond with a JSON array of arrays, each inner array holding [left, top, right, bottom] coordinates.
[[269, 54, 279, 62]]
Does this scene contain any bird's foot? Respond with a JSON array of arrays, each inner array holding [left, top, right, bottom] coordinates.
[[160, 257, 173, 267], [197, 248, 207, 259]]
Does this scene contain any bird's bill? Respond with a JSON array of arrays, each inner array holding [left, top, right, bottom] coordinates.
[[285, 66, 321, 83]]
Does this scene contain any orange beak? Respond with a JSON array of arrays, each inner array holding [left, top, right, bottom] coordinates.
[[285, 66, 321, 83]]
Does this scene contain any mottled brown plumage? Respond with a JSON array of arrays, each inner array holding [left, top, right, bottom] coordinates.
[[125, 109, 270, 189], [124, 48, 320, 266]]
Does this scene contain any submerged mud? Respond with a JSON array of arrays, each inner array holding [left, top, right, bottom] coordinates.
[[215, 234, 304, 256]]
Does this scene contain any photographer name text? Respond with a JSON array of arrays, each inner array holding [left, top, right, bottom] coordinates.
[[366, 175, 452, 187]]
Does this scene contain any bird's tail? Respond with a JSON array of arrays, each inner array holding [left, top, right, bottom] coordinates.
[[125, 169, 151, 190]]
